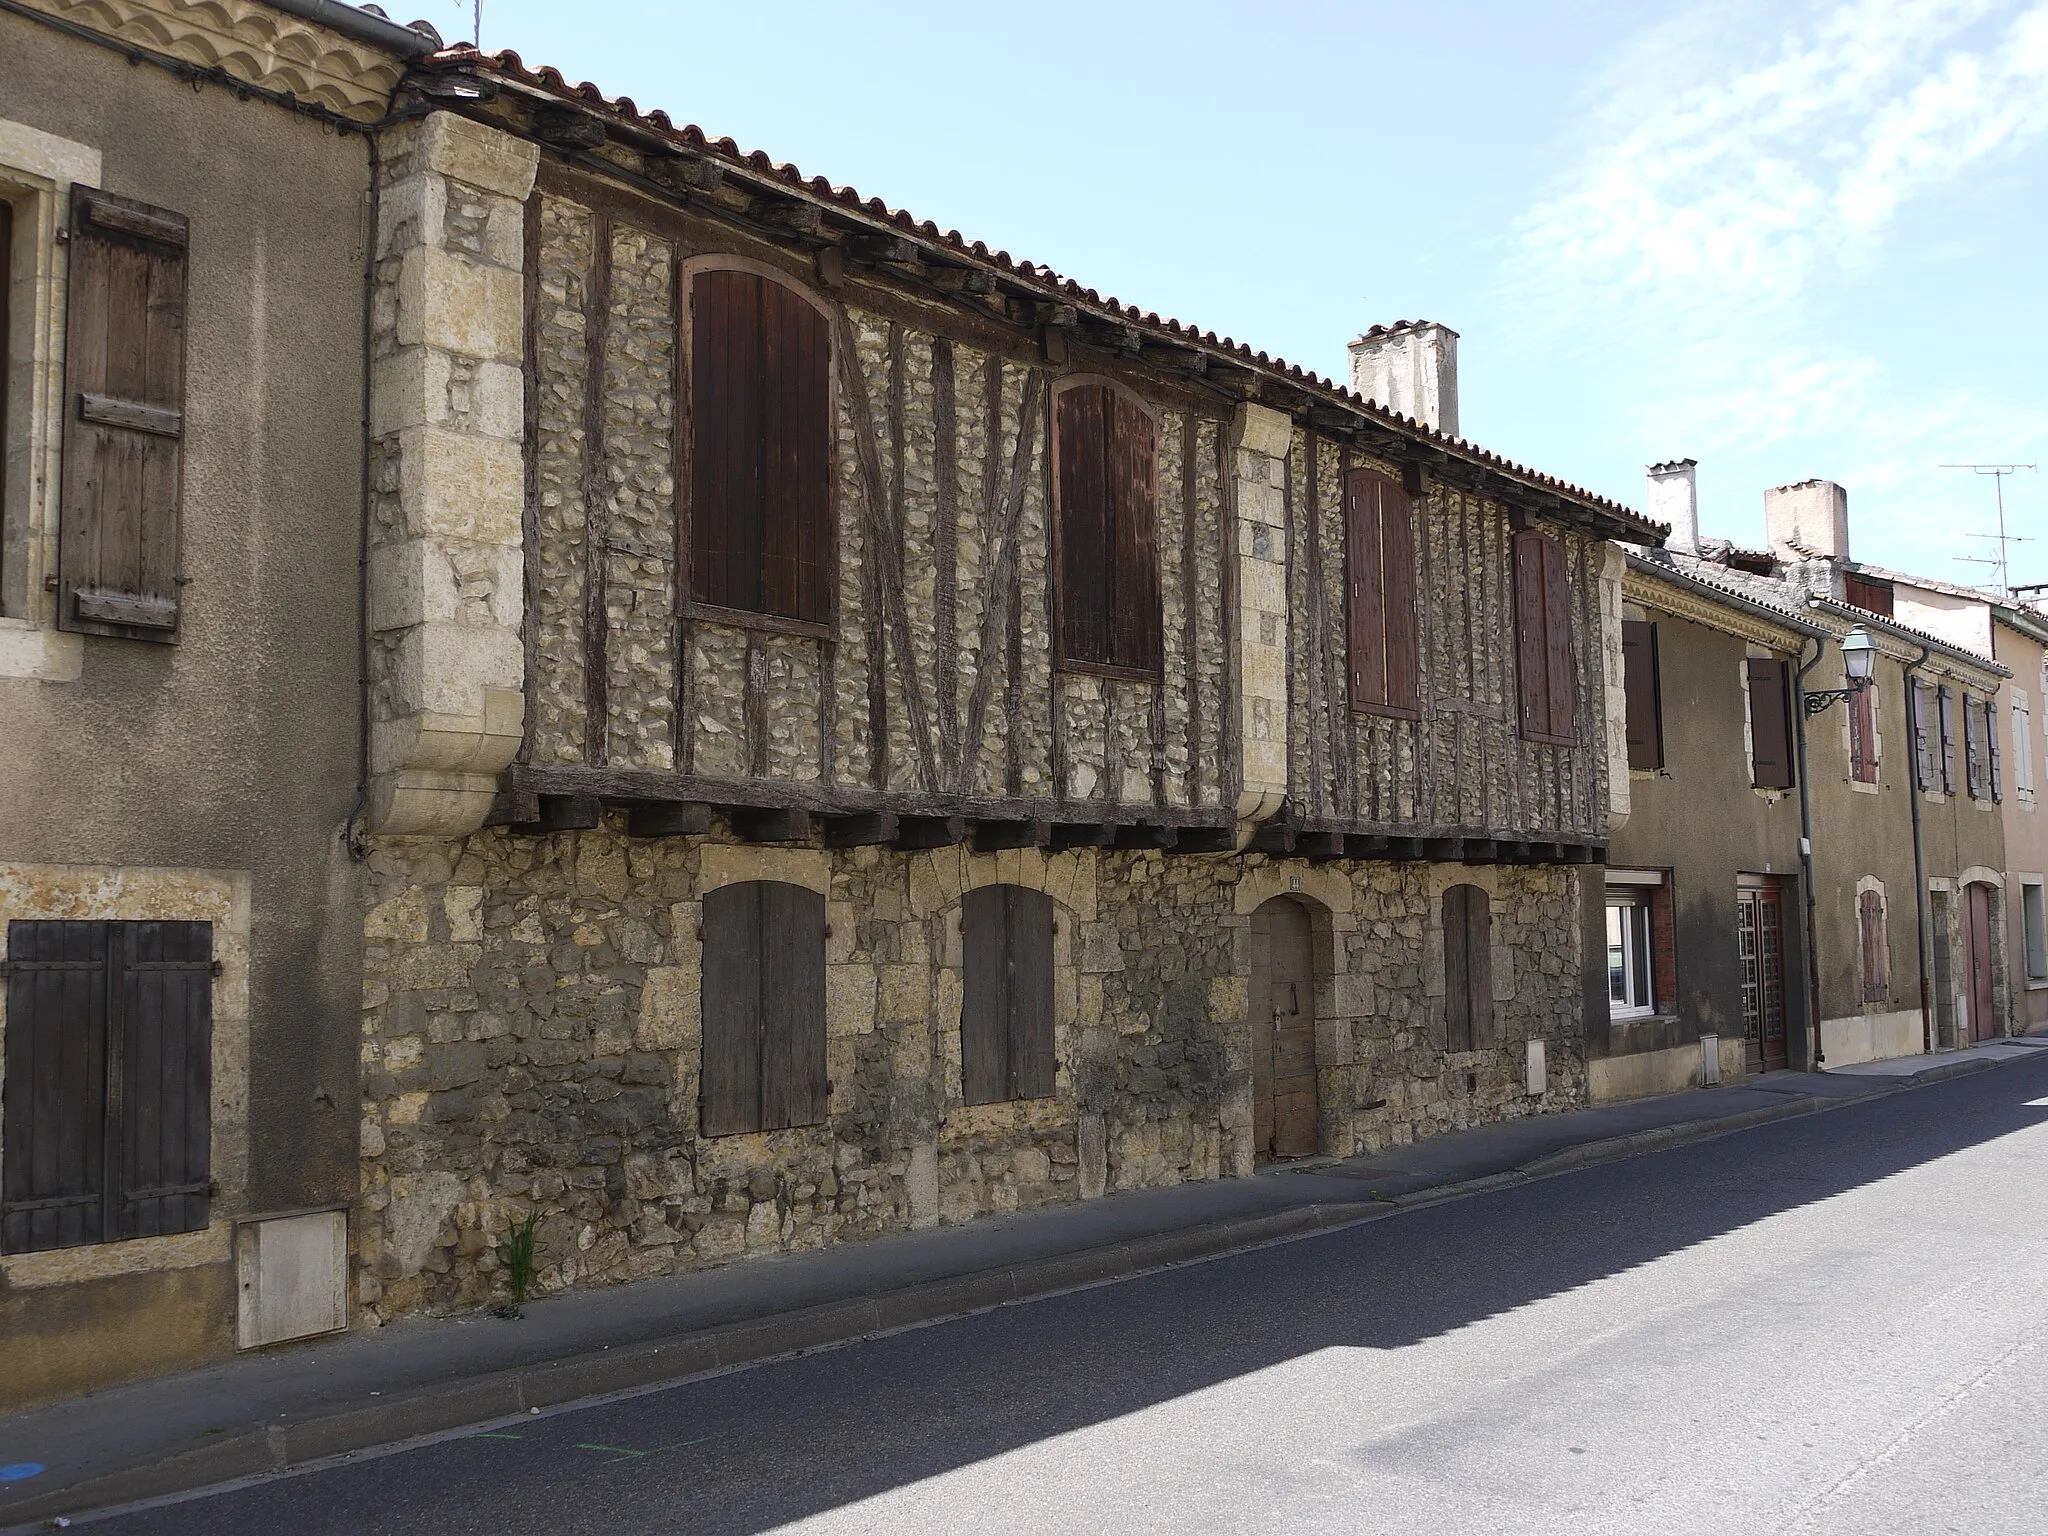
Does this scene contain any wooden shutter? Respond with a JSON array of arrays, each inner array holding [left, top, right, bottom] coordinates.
[[2, 919, 210, 1255], [759, 882, 827, 1130], [0, 198, 10, 601], [1107, 391, 1161, 675], [1938, 686, 1956, 794], [1345, 470, 1418, 716], [1747, 658, 1795, 789], [1913, 682, 1934, 790], [1988, 700, 2002, 802], [1515, 530, 1574, 743], [1964, 696, 1984, 798], [1621, 620, 1663, 770], [688, 270, 830, 624], [1849, 680, 1877, 783], [1442, 885, 1494, 1053], [58, 189, 190, 642], [1056, 385, 1112, 666], [1858, 891, 1888, 1002], [961, 885, 1056, 1104], [699, 882, 764, 1136], [1842, 572, 1894, 617]]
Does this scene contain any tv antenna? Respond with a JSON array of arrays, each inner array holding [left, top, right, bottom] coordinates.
[[1943, 462, 2035, 596]]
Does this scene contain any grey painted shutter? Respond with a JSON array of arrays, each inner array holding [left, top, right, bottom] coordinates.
[[699, 883, 763, 1136], [1913, 683, 1934, 789], [1938, 686, 1956, 794], [1005, 887, 1056, 1099], [759, 882, 827, 1130], [1056, 385, 1112, 666], [960, 885, 1008, 1105], [1989, 700, 2002, 801], [1747, 658, 1795, 789], [1622, 620, 1663, 770], [0, 199, 10, 598], [2, 921, 109, 1254], [58, 189, 190, 642], [114, 921, 212, 1239]]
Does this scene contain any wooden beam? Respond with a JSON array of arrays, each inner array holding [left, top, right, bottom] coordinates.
[[1113, 824, 1176, 850], [535, 793, 602, 833], [1295, 830, 1346, 861], [1496, 840, 1534, 863], [972, 819, 1050, 852], [625, 801, 712, 838], [1049, 823, 1116, 850], [1169, 826, 1236, 854], [647, 155, 720, 193], [892, 815, 967, 850], [1422, 837, 1465, 861], [1460, 839, 1500, 864], [929, 265, 997, 295], [731, 807, 813, 844], [849, 233, 921, 266], [823, 811, 899, 848], [1381, 836, 1424, 861], [486, 786, 540, 827], [1249, 824, 1296, 856], [532, 108, 606, 148], [753, 198, 823, 236], [1345, 834, 1389, 860]]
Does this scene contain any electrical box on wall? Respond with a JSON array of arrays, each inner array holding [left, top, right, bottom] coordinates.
[[236, 1207, 349, 1349], [1700, 1033, 1721, 1086], [1526, 1039, 1547, 1095]]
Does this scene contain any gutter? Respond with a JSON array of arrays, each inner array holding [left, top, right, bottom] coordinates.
[[259, 0, 439, 57], [1792, 636, 1827, 1070]]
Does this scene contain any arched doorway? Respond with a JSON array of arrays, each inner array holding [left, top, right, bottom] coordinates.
[[1250, 897, 1317, 1163]]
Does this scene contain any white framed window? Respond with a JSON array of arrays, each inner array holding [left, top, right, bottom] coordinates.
[[2023, 878, 2047, 988], [1606, 869, 1666, 1019]]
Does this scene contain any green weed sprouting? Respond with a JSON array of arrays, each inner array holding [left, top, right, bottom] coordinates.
[[492, 1208, 544, 1320]]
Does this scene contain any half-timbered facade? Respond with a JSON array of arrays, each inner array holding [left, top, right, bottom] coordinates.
[[349, 55, 1660, 1323]]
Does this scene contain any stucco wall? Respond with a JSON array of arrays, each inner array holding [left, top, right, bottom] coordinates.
[[1996, 623, 2048, 1033]]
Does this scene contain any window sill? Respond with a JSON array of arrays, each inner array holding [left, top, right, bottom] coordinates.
[[0, 618, 83, 682], [1058, 658, 1164, 686], [1608, 1006, 1664, 1024], [1353, 702, 1422, 723], [680, 602, 835, 642], [1521, 732, 1577, 748]]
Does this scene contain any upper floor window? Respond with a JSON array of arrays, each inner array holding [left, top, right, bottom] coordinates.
[[1513, 530, 1575, 744], [1965, 694, 1990, 799], [1344, 468, 1419, 717], [2014, 689, 2036, 801], [1, 193, 13, 612], [1621, 619, 1663, 770], [1848, 673, 1878, 784], [699, 880, 827, 1136], [686, 267, 832, 627], [1842, 571, 1894, 617], [1746, 656, 1796, 790], [1053, 380, 1160, 678], [1938, 685, 1958, 795]]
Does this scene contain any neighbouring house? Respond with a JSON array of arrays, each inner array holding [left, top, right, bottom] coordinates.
[[1989, 603, 2048, 1035], [1608, 465, 2011, 1087], [0, 0, 436, 1409], [344, 51, 1661, 1322]]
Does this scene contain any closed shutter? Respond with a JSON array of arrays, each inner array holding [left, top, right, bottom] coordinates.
[[1442, 885, 1494, 1053], [1747, 657, 1795, 789], [1964, 696, 1984, 798], [58, 189, 190, 642], [961, 885, 1056, 1106], [1622, 620, 1663, 770], [1842, 573, 1894, 617], [1514, 530, 1575, 743], [1938, 686, 1956, 794], [1056, 383, 1160, 674], [699, 882, 826, 1136], [0, 198, 11, 600], [1859, 891, 1888, 1002], [1849, 679, 1877, 783], [688, 270, 830, 624], [1988, 700, 2002, 802], [1913, 682, 1934, 790], [1345, 470, 1419, 716], [2, 919, 211, 1255]]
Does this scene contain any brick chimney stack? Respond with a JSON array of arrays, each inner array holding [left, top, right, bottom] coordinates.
[[1646, 460, 1699, 555], [1349, 321, 1459, 439]]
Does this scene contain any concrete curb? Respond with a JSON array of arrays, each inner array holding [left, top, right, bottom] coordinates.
[[0, 1045, 2025, 1529]]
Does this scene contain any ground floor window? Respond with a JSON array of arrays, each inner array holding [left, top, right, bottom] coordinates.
[[2, 919, 214, 1255], [2023, 880, 2047, 987], [699, 881, 827, 1136], [960, 884, 1056, 1104], [1605, 870, 1671, 1020]]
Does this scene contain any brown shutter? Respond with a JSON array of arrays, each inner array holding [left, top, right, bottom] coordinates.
[[1747, 657, 1795, 789], [689, 271, 830, 623], [1543, 536, 1575, 740], [1443, 885, 1494, 1053], [1913, 682, 1934, 789], [1859, 890, 1887, 1002], [1622, 620, 1663, 770], [1107, 392, 1161, 675], [1989, 699, 2002, 802], [960, 885, 1008, 1105], [1345, 470, 1387, 710], [699, 882, 763, 1136], [1938, 686, 1956, 794], [1056, 385, 1112, 666], [1843, 572, 1894, 617], [1372, 473, 1421, 715], [759, 882, 827, 1130], [1849, 681, 1876, 782], [114, 921, 212, 1239], [3, 921, 109, 1254], [1005, 887, 1056, 1099], [58, 189, 190, 642], [1513, 532, 1548, 739], [0, 199, 11, 601]]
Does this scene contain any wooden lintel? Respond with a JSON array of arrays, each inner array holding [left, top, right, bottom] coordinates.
[[1113, 824, 1176, 850], [971, 819, 1050, 852], [1295, 830, 1346, 861], [732, 807, 813, 844], [1460, 838, 1500, 864], [532, 108, 606, 148], [1345, 834, 1389, 860], [535, 793, 602, 833], [1049, 823, 1116, 850], [927, 264, 997, 296], [1037, 301, 1077, 329], [486, 785, 541, 827], [1250, 824, 1296, 856], [1422, 837, 1465, 861], [1169, 826, 1236, 854], [1402, 461, 1430, 499], [625, 801, 712, 838], [850, 233, 920, 265], [647, 155, 720, 193], [753, 198, 824, 236], [1381, 836, 1424, 861], [823, 811, 899, 848], [892, 815, 967, 850], [1567, 843, 1607, 866], [1497, 840, 1534, 863]]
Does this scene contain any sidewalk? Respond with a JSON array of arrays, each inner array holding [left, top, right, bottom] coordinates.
[[4, 1037, 2041, 1529]]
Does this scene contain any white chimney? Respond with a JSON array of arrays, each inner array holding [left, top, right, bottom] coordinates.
[[1646, 459, 1699, 555], [1349, 321, 1459, 439], [1764, 479, 1850, 563]]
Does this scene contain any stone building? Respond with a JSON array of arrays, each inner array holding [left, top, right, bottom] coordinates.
[[346, 55, 1659, 1321], [0, 0, 436, 1407]]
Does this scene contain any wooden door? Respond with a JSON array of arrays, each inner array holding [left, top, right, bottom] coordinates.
[[1966, 884, 1997, 1043], [1250, 898, 1317, 1163], [1738, 880, 1788, 1073]]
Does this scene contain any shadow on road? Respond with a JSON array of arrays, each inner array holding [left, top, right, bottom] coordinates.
[[100, 1054, 2048, 1535]]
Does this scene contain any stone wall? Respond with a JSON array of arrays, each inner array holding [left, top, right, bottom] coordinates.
[[354, 821, 1586, 1320]]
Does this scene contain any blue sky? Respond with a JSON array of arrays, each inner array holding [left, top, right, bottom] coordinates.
[[459, 0, 2047, 588]]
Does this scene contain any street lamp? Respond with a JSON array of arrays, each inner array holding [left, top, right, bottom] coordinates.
[[1803, 624, 1878, 715]]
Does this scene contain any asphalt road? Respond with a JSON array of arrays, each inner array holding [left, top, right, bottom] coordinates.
[[91, 1054, 2048, 1535]]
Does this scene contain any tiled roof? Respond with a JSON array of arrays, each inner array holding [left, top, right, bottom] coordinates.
[[431, 43, 1667, 544], [1804, 596, 2008, 676], [1625, 552, 1821, 636]]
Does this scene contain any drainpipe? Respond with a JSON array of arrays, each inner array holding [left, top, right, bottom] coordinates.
[[1793, 635, 1827, 1070], [1905, 644, 1934, 1052]]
